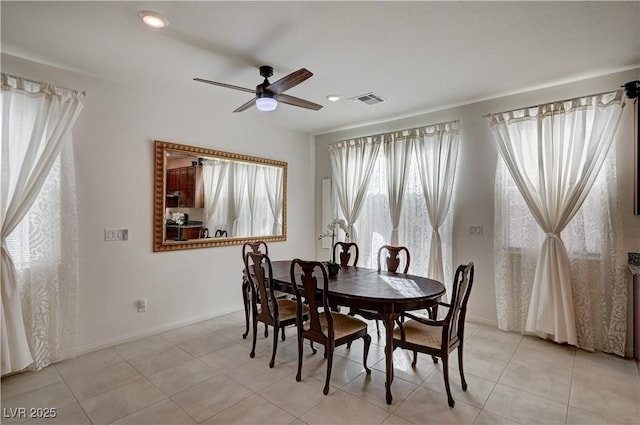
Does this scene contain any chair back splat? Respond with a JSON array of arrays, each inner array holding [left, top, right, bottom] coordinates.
[[447, 262, 475, 345], [377, 245, 410, 273], [332, 242, 359, 267], [242, 240, 269, 258]]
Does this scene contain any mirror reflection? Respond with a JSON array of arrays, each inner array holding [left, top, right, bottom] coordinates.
[[153, 140, 287, 251]]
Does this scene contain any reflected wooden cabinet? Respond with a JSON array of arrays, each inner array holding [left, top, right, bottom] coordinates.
[[166, 225, 202, 240], [165, 166, 203, 208]]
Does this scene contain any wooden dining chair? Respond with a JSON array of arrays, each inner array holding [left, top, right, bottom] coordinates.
[[290, 259, 371, 395], [392, 262, 474, 408], [348, 245, 411, 336], [332, 242, 359, 267], [241, 241, 269, 339], [245, 252, 309, 368]]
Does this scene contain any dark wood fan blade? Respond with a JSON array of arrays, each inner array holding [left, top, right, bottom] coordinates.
[[266, 68, 313, 94], [194, 78, 255, 94], [233, 97, 257, 113], [278, 93, 323, 110]]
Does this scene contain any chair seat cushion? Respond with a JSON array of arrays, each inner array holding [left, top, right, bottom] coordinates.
[[305, 312, 368, 340], [259, 299, 308, 321], [393, 320, 442, 349]]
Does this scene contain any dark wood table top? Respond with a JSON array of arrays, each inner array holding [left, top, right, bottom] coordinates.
[[269, 260, 446, 313]]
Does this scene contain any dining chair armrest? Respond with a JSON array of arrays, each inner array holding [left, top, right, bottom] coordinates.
[[402, 311, 444, 327]]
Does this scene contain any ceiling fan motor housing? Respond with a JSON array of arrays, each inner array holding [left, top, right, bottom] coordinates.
[[259, 65, 274, 79]]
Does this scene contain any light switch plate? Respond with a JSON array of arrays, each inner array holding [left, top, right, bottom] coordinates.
[[467, 225, 483, 236], [105, 229, 128, 241]]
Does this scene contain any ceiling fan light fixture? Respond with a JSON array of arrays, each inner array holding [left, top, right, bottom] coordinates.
[[326, 94, 341, 102], [138, 11, 168, 29], [256, 96, 278, 111]]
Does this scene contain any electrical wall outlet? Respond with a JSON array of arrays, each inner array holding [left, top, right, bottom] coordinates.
[[105, 229, 128, 241], [467, 225, 483, 236], [138, 298, 147, 313]]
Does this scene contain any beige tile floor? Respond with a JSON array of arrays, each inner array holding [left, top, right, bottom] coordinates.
[[2, 310, 639, 425]]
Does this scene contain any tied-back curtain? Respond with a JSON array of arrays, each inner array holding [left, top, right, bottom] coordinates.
[[329, 138, 381, 241], [413, 121, 460, 285], [1, 73, 84, 374], [202, 159, 229, 235], [263, 166, 283, 235], [489, 90, 625, 348], [382, 133, 413, 245]]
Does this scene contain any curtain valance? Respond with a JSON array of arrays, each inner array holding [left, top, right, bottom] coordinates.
[[328, 121, 460, 149], [489, 90, 624, 125], [1, 73, 85, 100]]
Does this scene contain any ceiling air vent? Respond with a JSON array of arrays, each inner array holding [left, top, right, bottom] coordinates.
[[349, 92, 386, 105]]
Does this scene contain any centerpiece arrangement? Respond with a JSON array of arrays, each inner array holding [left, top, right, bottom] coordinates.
[[318, 218, 349, 277]]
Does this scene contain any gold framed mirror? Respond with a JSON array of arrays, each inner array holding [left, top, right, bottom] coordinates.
[[153, 140, 287, 251]]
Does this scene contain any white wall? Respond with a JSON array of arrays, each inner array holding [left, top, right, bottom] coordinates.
[[2, 54, 317, 354], [315, 69, 640, 329]]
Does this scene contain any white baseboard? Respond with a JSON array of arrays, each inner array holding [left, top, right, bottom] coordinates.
[[74, 304, 244, 356], [466, 315, 498, 328]]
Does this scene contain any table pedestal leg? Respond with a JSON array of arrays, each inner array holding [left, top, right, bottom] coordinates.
[[381, 313, 399, 405]]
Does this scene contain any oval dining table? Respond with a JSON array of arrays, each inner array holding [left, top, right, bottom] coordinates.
[[267, 260, 446, 404]]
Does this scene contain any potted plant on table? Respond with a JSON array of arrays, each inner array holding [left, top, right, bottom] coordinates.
[[318, 218, 349, 278]]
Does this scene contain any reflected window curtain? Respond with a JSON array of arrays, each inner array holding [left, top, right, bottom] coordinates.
[[1, 74, 84, 374], [229, 162, 248, 237], [263, 165, 283, 235], [413, 122, 459, 288], [202, 159, 229, 235], [383, 133, 413, 245], [329, 138, 381, 241], [246, 164, 270, 236], [490, 90, 626, 351]]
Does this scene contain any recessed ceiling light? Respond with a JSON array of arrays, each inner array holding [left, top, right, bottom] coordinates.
[[326, 94, 341, 102], [138, 11, 168, 29]]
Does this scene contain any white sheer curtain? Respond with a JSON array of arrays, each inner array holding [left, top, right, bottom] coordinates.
[[332, 124, 456, 286], [202, 159, 229, 235], [246, 164, 261, 235], [228, 162, 248, 237], [382, 133, 413, 245], [329, 138, 381, 241], [1, 73, 84, 374], [263, 165, 283, 235], [413, 121, 459, 286], [490, 90, 626, 350]]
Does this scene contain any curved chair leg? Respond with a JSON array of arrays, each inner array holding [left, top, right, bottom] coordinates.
[[242, 281, 250, 339], [362, 334, 371, 374], [250, 316, 258, 359], [375, 320, 380, 336], [412, 351, 418, 367], [310, 341, 317, 354], [458, 344, 468, 391], [264, 323, 268, 338], [281, 327, 286, 341], [269, 325, 278, 368], [296, 331, 303, 382], [323, 346, 334, 395], [442, 356, 455, 408]]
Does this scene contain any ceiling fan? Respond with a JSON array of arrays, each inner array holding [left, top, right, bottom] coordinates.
[[194, 66, 323, 112]]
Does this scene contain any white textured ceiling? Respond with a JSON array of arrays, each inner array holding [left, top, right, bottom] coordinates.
[[2, 1, 639, 135]]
